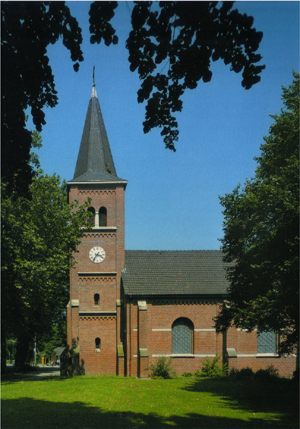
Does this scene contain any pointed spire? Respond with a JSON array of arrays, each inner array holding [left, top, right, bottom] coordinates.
[[69, 71, 126, 184]]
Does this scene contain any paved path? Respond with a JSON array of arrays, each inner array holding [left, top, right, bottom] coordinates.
[[2, 365, 61, 382]]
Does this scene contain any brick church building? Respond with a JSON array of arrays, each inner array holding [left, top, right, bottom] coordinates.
[[66, 82, 296, 378]]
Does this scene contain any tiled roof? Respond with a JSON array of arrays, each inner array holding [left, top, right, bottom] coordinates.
[[53, 347, 66, 356], [69, 85, 126, 184], [122, 250, 229, 296]]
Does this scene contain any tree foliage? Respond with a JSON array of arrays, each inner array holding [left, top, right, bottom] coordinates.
[[215, 73, 299, 354], [126, 1, 265, 150], [1, 174, 90, 367], [1, 1, 83, 195], [2, 1, 265, 196], [38, 319, 67, 362], [90, 1, 265, 150]]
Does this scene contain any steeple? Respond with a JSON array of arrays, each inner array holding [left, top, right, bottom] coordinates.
[[69, 73, 126, 184]]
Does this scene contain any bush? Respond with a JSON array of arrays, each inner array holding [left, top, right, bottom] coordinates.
[[196, 355, 228, 378], [181, 372, 193, 378], [150, 356, 175, 379], [292, 369, 299, 382], [254, 365, 279, 381], [230, 366, 280, 381], [229, 367, 254, 379], [60, 342, 85, 376]]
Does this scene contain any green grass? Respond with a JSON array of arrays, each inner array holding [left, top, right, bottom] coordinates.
[[1, 375, 298, 429]]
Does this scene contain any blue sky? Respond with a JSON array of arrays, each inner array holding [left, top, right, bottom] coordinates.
[[36, 1, 299, 250]]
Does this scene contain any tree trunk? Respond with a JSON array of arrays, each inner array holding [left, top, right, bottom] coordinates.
[[1, 332, 7, 373], [15, 333, 33, 367]]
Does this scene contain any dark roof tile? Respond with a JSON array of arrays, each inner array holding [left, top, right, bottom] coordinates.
[[122, 250, 229, 296]]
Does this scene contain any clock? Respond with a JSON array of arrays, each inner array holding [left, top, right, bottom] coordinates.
[[89, 246, 106, 263]]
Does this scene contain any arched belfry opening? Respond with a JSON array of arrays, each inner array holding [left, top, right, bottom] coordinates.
[[87, 207, 95, 227], [99, 207, 107, 226]]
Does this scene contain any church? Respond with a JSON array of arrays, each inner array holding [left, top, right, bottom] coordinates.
[[66, 82, 296, 378]]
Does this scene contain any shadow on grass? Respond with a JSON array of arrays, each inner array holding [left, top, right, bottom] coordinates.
[[1, 367, 62, 383], [1, 396, 293, 429], [182, 377, 299, 428]]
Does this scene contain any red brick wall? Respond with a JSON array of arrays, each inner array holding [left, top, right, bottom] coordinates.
[[79, 277, 117, 311], [226, 327, 296, 378], [79, 316, 117, 374], [126, 299, 225, 377], [67, 183, 126, 375], [67, 305, 79, 346], [228, 355, 296, 377], [125, 298, 297, 378]]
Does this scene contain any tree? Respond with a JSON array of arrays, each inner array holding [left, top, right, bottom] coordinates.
[[1, 174, 90, 368], [2, 1, 264, 195], [38, 316, 67, 363], [90, 1, 265, 150], [1, 1, 83, 195], [215, 73, 299, 354]]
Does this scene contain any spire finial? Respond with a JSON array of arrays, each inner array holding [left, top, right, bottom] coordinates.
[[91, 66, 98, 98]]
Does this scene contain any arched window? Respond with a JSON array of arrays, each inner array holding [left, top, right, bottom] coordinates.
[[94, 293, 100, 306], [172, 318, 193, 354], [99, 206, 107, 227], [257, 330, 277, 353], [87, 207, 95, 227], [95, 337, 101, 350]]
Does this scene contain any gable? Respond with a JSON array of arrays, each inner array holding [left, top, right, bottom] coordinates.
[[122, 250, 229, 297]]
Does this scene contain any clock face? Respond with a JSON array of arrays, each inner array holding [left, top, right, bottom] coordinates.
[[89, 246, 106, 263]]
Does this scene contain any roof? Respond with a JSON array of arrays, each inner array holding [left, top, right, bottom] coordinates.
[[69, 84, 126, 184], [122, 250, 230, 297], [53, 347, 66, 356]]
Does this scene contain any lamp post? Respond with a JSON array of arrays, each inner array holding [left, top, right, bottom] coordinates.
[[34, 336, 37, 366]]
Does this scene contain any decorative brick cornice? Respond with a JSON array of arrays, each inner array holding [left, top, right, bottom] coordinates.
[[80, 315, 116, 321], [83, 232, 116, 239], [79, 278, 116, 283], [78, 274, 117, 283], [78, 189, 116, 196]]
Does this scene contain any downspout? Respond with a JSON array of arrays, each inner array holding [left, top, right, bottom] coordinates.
[[129, 299, 132, 377]]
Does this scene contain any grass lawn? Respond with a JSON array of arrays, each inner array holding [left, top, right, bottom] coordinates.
[[1, 375, 299, 429]]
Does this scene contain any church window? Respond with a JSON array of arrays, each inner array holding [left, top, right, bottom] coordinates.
[[95, 337, 101, 350], [257, 330, 277, 353], [99, 207, 107, 226], [94, 293, 100, 306], [87, 207, 95, 227], [172, 318, 193, 354]]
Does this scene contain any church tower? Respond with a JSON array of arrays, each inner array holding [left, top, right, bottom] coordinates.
[[67, 80, 127, 375]]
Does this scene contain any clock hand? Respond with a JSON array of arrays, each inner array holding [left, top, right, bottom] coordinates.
[[93, 252, 103, 261]]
